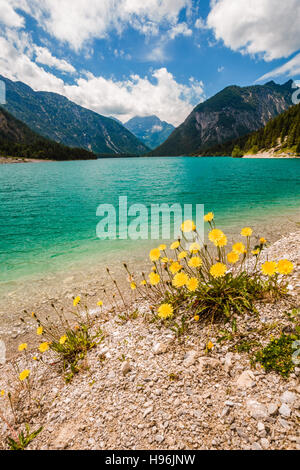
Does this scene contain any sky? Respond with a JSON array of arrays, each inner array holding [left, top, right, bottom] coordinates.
[[0, 0, 300, 126]]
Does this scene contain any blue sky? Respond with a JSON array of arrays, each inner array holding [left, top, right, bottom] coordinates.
[[0, 0, 300, 125]]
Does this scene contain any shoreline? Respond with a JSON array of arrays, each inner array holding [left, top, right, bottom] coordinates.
[[1, 212, 300, 358], [0, 156, 55, 164], [0, 230, 299, 450]]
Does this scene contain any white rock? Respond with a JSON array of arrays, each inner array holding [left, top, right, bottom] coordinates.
[[267, 403, 278, 416], [224, 353, 233, 374], [183, 350, 198, 367], [236, 370, 256, 389], [153, 342, 168, 355], [260, 438, 270, 449], [251, 442, 262, 450], [0, 340, 6, 365], [246, 400, 268, 420], [121, 361, 131, 376], [280, 391, 297, 405], [279, 403, 291, 418], [257, 422, 265, 432], [198, 357, 220, 373], [143, 407, 153, 418]]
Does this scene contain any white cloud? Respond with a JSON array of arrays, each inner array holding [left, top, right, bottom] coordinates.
[[145, 45, 168, 63], [0, 29, 204, 126], [207, 0, 300, 61], [64, 68, 205, 125], [34, 46, 76, 74], [0, 30, 66, 91], [195, 17, 206, 29], [257, 53, 300, 82], [0, 0, 25, 28], [217, 65, 224, 73], [12, 0, 192, 51], [169, 22, 192, 40]]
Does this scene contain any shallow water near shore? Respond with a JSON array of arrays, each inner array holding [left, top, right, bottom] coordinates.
[[0, 156, 299, 321]]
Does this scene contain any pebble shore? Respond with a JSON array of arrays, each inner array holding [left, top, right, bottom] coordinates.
[[0, 231, 299, 450]]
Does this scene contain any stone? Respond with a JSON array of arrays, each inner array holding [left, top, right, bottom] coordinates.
[[153, 342, 168, 355], [155, 434, 164, 443], [280, 391, 296, 405], [260, 438, 270, 449], [183, 350, 198, 367], [198, 357, 219, 373], [251, 442, 262, 450], [267, 403, 278, 416], [257, 422, 265, 432], [224, 353, 233, 374], [279, 404, 291, 418], [278, 418, 290, 430], [143, 407, 153, 418], [246, 400, 268, 420], [236, 428, 249, 441], [121, 361, 131, 376], [0, 340, 6, 365], [236, 370, 256, 389]]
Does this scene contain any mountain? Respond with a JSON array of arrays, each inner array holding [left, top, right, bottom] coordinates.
[[0, 75, 149, 155], [125, 115, 175, 149], [149, 81, 294, 156], [231, 103, 300, 157], [0, 106, 96, 160]]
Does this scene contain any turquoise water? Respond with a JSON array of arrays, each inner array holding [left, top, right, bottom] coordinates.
[[0, 157, 299, 287]]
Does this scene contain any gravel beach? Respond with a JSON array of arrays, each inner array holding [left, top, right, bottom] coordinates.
[[0, 230, 299, 450]]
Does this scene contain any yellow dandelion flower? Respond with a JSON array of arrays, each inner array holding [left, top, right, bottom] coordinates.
[[232, 242, 246, 255], [161, 257, 169, 263], [59, 335, 67, 345], [170, 241, 180, 250], [207, 341, 214, 351], [204, 212, 214, 223], [149, 248, 161, 262], [260, 237, 267, 245], [18, 343, 27, 352], [159, 244, 167, 251], [39, 342, 50, 353], [252, 249, 260, 256], [261, 261, 278, 277], [208, 229, 225, 244], [277, 259, 294, 275], [188, 257, 203, 268], [33, 356, 38, 361], [31, 312, 35, 318], [130, 282, 137, 290], [140, 280, 147, 286], [241, 227, 253, 237], [181, 220, 196, 233], [186, 277, 199, 292], [97, 301, 103, 307], [194, 315, 200, 322], [19, 370, 30, 381], [178, 251, 188, 260], [172, 272, 189, 288], [149, 272, 161, 286], [169, 262, 183, 274], [210, 263, 227, 279], [152, 266, 157, 271], [36, 326, 43, 336], [73, 296, 81, 307], [227, 251, 239, 264], [158, 304, 174, 319], [189, 242, 201, 253], [214, 233, 227, 247], [1, 390, 5, 396]]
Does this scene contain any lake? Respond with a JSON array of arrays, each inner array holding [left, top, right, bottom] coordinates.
[[0, 157, 299, 292]]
